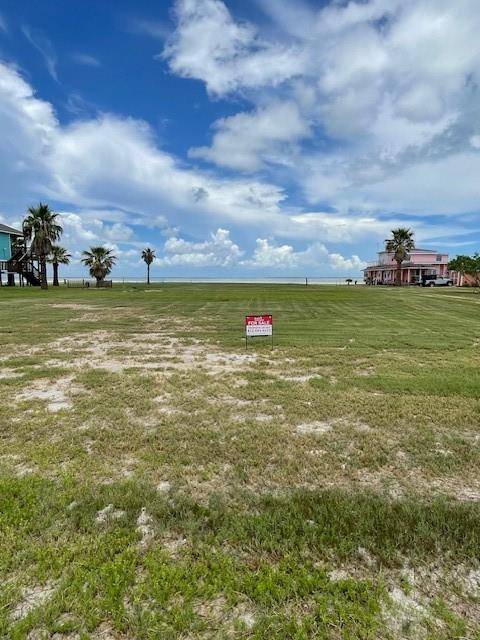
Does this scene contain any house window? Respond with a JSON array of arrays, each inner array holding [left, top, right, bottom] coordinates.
[[436, 255, 442, 262]]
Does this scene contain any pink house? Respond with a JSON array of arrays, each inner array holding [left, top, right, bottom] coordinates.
[[363, 248, 449, 285]]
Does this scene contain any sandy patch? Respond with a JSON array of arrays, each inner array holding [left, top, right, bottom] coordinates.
[[296, 421, 333, 435], [18, 376, 84, 412], [136, 508, 154, 551], [49, 304, 98, 310], [156, 481, 171, 493], [95, 504, 126, 524], [355, 367, 375, 377], [72, 313, 108, 322], [196, 595, 227, 622], [296, 417, 371, 436], [276, 373, 322, 383], [255, 413, 274, 422], [11, 582, 56, 621], [328, 569, 350, 581], [91, 622, 133, 639], [195, 595, 256, 632], [0, 367, 23, 380], [22, 331, 258, 377], [120, 456, 137, 479], [383, 586, 427, 637], [14, 462, 35, 477], [162, 536, 186, 557], [459, 488, 480, 500]]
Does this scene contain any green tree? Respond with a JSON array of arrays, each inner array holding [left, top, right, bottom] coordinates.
[[385, 228, 415, 286], [23, 203, 63, 289], [449, 254, 480, 287], [141, 247, 156, 285], [11, 236, 25, 256], [48, 246, 71, 287], [81, 246, 117, 286]]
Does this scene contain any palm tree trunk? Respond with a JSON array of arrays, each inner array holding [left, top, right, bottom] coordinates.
[[147, 264, 150, 285], [40, 256, 48, 289], [396, 261, 402, 286], [53, 263, 59, 286]]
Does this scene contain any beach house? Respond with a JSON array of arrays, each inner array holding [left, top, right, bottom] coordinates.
[[0, 223, 40, 286], [364, 248, 449, 285]]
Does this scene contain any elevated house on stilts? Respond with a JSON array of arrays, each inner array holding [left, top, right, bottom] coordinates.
[[0, 223, 41, 286]]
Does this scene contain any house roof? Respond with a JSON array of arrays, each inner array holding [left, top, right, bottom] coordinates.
[[0, 223, 23, 236], [379, 248, 442, 254]]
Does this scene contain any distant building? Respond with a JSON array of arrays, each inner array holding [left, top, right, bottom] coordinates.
[[0, 223, 41, 286], [363, 248, 449, 285], [0, 222, 23, 261]]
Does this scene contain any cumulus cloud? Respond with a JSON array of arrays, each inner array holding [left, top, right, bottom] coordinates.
[[157, 228, 243, 267], [0, 62, 57, 208], [244, 238, 365, 272], [163, 0, 304, 95], [163, 0, 480, 221], [2, 4, 476, 280], [328, 253, 366, 271], [190, 102, 309, 171], [246, 238, 304, 269], [0, 61, 292, 234]]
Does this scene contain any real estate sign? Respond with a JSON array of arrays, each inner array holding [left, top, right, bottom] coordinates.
[[245, 314, 273, 337]]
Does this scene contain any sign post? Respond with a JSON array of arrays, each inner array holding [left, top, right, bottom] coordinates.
[[245, 314, 273, 350]]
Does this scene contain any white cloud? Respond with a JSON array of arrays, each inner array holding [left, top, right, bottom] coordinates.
[[244, 238, 365, 272], [0, 24, 475, 280], [157, 228, 243, 267], [328, 253, 366, 271], [0, 62, 57, 208], [190, 101, 309, 171], [0, 61, 286, 233], [246, 238, 304, 269], [470, 135, 480, 150], [163, 0, 480, 224], [163, 0, 304, 96]]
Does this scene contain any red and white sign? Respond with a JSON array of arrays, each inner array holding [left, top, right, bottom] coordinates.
[[245, 314, 273, 337]]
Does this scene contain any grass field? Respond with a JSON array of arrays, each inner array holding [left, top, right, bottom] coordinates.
[[0, 283, 479, 639]]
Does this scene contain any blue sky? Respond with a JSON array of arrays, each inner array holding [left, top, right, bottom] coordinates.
[[1, 0, 480, 278]]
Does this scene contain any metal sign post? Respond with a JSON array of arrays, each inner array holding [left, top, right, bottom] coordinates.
[[245, 314, 273, 350]]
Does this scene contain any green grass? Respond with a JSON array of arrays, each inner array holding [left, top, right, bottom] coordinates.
[[1, 283, 480, 639]]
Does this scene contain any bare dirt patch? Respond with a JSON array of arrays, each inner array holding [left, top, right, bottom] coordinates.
[[136, 508, 154, 551], [25, 331, 258, 376], [91, 622, 133, 639], [11, 582, 56, 621], [95, 504, 126, 524], [18, 376, 84, 412], [0, 367, 23, 380], [156, 480, 171, 493], [49, 303, 98, 311], [296, 421, 333, 435]]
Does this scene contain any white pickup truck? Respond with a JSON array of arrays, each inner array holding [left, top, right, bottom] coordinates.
[[421, 275, 454, 287]]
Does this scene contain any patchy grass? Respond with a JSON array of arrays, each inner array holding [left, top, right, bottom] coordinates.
[[1, 283, 480, 638]]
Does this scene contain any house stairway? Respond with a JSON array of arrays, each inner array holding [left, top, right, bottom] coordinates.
[[0, 248, 41, 286]]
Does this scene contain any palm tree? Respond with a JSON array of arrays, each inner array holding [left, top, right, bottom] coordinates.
[[11, 236, 26, 256], [23, 203, 63, 289], [385, 228, 415, 286], [81, 246, 117, 286], [141, 247, 155, 284], [48, 246, 71, 286]]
